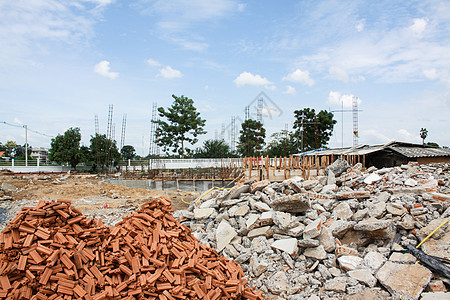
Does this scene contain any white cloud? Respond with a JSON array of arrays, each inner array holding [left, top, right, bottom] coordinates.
[[355, 19, 365, 32], [159, 66, 183, 79], [282, 69, 315, 86], [329, 66, 349, 82], [146, 58, 161, 67], [13, 118, 23, 125], [234, 72, 273, 87], [397, 129, 422, 143], [0, 1, 112, 66], [362, 129, 392, 144], [139, 0, 243, 51], [94, 60, 119, 79], [409, 18, 427, 38], [283, 85, 296, 95], [328, 91, 362, 108]]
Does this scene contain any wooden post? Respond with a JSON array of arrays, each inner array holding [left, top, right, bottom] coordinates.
[[248, 157, 252, 180], [283, 156, 287, 179], [363, 154, 366, 168], [266, 156, 270, 180]]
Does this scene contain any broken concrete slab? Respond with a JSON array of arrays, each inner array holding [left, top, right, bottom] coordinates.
[[215, 220, 237, 252], [376, 261, 432, 300]]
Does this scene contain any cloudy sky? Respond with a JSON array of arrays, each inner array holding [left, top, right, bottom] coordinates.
[[1, 0, 449, 155]]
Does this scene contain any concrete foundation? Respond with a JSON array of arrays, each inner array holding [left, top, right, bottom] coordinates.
[[108, 179, 233, 192]]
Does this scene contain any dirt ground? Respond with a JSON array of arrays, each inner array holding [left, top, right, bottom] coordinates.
[[0, 173, 200, 211]]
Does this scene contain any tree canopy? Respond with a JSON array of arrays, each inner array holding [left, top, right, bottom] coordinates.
[[194, 139, 234, 158], [264, 130, 298, 157], [293, 108, 336, 151], [121, 145, 136, 160], [237, 119, 265, 157], [89, 134, 121, 170], [48, 127, 82, 169], [420, 128, 428, 145], [153, 95, 206, 157]]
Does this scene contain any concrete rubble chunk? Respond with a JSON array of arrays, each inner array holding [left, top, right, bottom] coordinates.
[[324, 276, 347, 292], [303, 218, 322, 239], [302, 179, 319, 190], [215, 220, 237, 252], [246, 214, 260, 229], [338, 255, 363, 271], [388, 252, 416, 264], [247, 226, 273, 238], [297, 238, 320, 248], [259, 210, 274, 226], [233, 204, 250, 217], [304, 245, 327, 260], [420, 292, 450, 300], [336, 190, 370, 200], [348, 269, 377, 287], [271, 238, 298, 256], [364, 251, 387, 274], [354, 219, 393, 239], [199, 198, 216, 209], [273, 211, 300, 231], [318, 226, 336, 252], [364, 173, 382, 185], [326, 158, 350, 177], [386, 203, 407, 216], [269, 193, 311, 213], [328, 219, 355, 238], [250, 179, 271, 193], [224, 184, 250, 200], [398, 214, 415, 230], [376, 261, 432, 300], [253, 201, 271, 212], [286, 223, 305, 237], [368, 201, 386, 219], [193, 207, 216, 219], [416, 218, 448, 241], [267, 271, 289, 294], [333, 202, 354, 220]]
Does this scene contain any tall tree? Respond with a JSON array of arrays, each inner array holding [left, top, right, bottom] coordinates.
[[194, 139, 233, 158], [89, 134, 121, 170], [237, 119, 265, 157], [154, 95, 206, 157], [293, 108, 336, 151], [264, 130, 298, 157], [420, 128, 428, 145], [121, 145, 136, 160], [48, 127, 82, 169]]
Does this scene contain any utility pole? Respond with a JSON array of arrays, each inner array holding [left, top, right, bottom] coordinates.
[[25, 125, 28, 167]]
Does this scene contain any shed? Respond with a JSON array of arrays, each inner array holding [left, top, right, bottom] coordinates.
[[302, 141, 450, 168]]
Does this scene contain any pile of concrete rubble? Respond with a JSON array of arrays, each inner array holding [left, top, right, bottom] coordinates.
[[175, 160, 450, 299]]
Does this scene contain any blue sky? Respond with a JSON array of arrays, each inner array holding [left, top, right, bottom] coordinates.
[[1, 0, 449, 156]]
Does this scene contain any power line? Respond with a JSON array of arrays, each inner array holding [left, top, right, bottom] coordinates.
[[1, 121, 53, 138]]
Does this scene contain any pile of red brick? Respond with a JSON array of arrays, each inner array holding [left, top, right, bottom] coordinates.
[[0, 197, 263, 299]]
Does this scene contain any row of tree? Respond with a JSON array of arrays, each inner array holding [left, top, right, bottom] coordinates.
[[0, 141, 31, 160], [154, 95, 337, 158], [11, 95, 336, 168], [47, 128, 135, 170]]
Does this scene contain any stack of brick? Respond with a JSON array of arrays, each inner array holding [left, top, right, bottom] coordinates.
[[0, 197, 262, 299]]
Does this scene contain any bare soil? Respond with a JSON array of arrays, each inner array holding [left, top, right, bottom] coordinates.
[[0, 173, 200, 211]]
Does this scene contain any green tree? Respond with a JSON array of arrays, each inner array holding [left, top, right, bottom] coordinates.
[[264, 130, 298, 157], [48, 128, 82, 169], [3, 141, 17, 157], [237, 119, 266, 157], [293, 108, 336, 151], [154, 95, 206, 158], [89, 134, 121, 170], [121, 145, 136, 160], [194, 139, 233, 158], [420, 128, 428, 145]]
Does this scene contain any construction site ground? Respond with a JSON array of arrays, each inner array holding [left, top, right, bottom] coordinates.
[[0, 173, 201, 231]]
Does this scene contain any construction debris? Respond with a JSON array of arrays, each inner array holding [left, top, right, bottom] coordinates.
[[176, 161, 450, 299], [0, 197, 262, 299]]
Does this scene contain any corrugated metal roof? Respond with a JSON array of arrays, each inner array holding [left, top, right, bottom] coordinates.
[[390, 146, 450, 158], [302, 141, 450, 158]]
